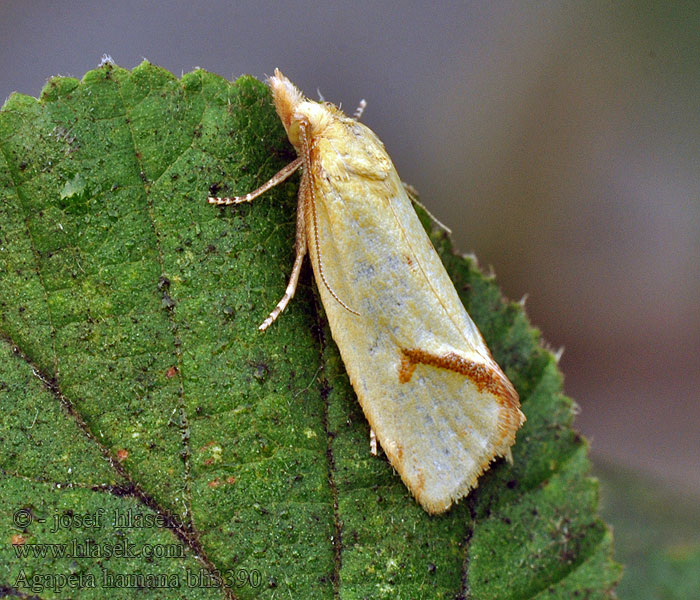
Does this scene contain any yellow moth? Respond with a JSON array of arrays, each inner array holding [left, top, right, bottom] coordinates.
[[209, 70, 525, 514]]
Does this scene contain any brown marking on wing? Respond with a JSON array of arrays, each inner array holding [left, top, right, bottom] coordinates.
[[399, 348, 522, 416], [398, 351, 418, 383], [375, 348, 525, 513], [400, 347, 525, 456]]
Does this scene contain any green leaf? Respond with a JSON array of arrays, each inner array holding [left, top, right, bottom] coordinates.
[[0, 61, 620, 599]]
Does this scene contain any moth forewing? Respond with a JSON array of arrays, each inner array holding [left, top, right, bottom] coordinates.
[[305, 137, 522, 513], [209, 69, 525, 514]]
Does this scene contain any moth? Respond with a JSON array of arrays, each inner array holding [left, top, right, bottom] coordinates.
[[209, 70, 525, 514]]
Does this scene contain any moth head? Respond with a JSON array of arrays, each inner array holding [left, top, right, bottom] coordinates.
[[268, 69, 332, 150]]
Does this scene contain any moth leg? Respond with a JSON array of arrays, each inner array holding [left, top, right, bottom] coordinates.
[[369, 428, 378, 456], [258, 180, 308, 331], [208, 157, 302, 205]]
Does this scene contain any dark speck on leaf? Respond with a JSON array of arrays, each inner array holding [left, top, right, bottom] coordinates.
[[252, 363, 269, 381], [161, 292, 176, 309]]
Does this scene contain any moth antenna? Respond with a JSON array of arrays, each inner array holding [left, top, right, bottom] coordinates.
[[300, 124, 360, 317], [353, 99, 367, 121], [311, 195, 360, 316], [402, 182, 452, 235]]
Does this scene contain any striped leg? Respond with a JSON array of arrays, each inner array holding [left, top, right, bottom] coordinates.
[[258, 178, 308, 331], [208, 157, 302, 205]]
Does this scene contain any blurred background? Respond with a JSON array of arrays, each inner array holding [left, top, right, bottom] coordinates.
[[2, 1, 698, 595]]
